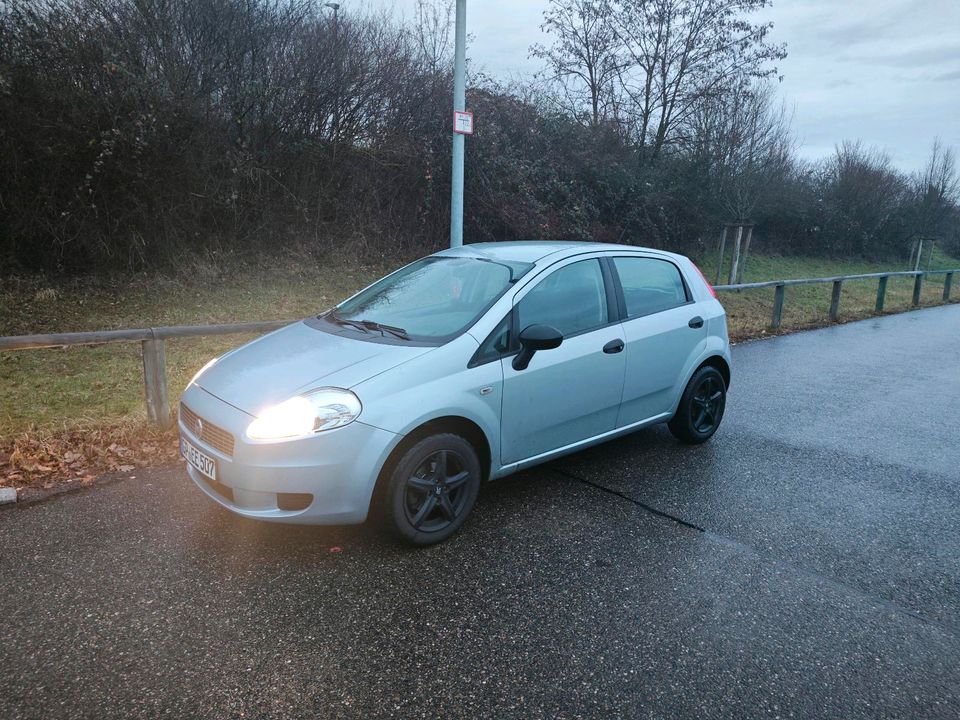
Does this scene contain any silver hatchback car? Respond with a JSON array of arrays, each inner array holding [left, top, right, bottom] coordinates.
[[179, 242, 730, 544]]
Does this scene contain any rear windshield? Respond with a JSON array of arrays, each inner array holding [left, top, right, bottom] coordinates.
[[334, 256, 532, 340]]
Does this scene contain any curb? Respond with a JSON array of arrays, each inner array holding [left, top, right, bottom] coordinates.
[[0, 487, 16, 505]]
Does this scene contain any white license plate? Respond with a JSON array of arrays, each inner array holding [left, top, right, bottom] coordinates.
[[180, 436, 217, 481]]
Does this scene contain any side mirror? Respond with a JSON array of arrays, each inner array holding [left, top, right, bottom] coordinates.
[[512, 324, 563, 371]]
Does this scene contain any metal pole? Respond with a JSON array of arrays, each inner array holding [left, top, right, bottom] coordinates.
[[449, 0, 467, 248]]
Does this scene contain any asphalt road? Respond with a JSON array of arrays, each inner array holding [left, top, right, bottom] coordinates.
[[2, 304, 960, 719]]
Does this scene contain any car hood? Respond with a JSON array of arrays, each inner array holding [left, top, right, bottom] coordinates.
[[195, 320, 433, 414]]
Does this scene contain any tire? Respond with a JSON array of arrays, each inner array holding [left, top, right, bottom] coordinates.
[[668, 365, 727, 444], [382, 433, 481, 546]]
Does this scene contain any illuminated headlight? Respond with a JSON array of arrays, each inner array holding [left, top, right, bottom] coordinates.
[[246, 388, 362, 441], [189, 357, 218, 387]]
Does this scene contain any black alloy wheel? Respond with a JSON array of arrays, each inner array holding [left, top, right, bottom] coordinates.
[[384, 433, 481, 545], [668, 366, 727, 444], [691, 374, 724, 433], [404, 449, 472, 532]]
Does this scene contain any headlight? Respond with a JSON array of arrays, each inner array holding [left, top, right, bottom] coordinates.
[[189, 357, 218, 387], [246, 388, 362, 441]]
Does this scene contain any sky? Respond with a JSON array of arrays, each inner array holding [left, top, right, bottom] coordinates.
[[366, 0, 960, 172]]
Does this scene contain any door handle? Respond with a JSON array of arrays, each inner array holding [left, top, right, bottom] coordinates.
[[688, 316, 704, 329], [603, 339, 625, 354]]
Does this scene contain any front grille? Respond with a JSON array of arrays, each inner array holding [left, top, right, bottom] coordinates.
[[180, 403, 235, 457]]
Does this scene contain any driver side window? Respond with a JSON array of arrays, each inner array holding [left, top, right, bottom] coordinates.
[[517, 259, 609, 337]]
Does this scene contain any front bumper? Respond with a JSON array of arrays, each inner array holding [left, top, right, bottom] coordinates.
[[179, 384, 399, 525]]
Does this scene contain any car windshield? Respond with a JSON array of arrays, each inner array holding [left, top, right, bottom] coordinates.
[[333, 256, 531, 339]]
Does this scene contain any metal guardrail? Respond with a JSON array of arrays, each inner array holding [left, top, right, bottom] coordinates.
[[715, 268, 956, 330], [0, 320, 292, 428], [0, 267, 956, 428]]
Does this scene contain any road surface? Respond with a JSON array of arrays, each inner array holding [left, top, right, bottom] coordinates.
[[2, 304, 959, 719]]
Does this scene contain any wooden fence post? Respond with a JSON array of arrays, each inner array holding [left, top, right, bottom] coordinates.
[[829, 280, 843, 321], [728, 225, 744, 286], [875, 275, 888, 312], [736, 224, 754, 284], [944, 272, 953, 301], [142, 337, 171, 428], [770, 284, 785, 329], [912, 274, 923, 306], [715, 225, 728, 285]]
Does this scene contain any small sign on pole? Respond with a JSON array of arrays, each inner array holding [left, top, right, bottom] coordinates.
[[453, 110, 474, 135]]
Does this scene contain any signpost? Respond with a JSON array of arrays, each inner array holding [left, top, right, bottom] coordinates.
[[453, 110, 474, 135], [449, 0, 467, 248]]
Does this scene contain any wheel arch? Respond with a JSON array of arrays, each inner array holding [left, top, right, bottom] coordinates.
[[367, 415, 493, 518], [698, 354, 731, 390]]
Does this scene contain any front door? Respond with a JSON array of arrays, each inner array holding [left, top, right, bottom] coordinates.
[[500, 258, 626, 466]]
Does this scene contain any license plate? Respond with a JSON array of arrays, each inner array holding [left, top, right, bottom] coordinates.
[[180, 436, 217, 481]]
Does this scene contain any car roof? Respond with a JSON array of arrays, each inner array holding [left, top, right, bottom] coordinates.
[[432, 241, 686, 265]]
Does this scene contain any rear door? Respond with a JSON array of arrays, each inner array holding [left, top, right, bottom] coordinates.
[[610, 256, 707, 427]]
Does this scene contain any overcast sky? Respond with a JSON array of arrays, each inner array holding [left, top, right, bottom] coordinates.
[[367, 0, 960, 172]]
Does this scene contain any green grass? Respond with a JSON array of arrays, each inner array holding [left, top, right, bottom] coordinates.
[[2, 252, 958, 438]]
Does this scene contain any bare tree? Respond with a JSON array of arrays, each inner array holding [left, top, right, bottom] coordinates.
[[822, 141, 909, 257], [692, 79, 794, 221], [608, 0, 786, 158], [911, 138, 960, 240], [413, 0, 454, 75], [530, 0, 623, 128]]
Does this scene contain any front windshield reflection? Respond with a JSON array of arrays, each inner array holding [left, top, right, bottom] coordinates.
[[334, 257, 530, 339]]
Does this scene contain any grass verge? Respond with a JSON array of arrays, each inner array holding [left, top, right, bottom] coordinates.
[[2, 252, 958, 494]]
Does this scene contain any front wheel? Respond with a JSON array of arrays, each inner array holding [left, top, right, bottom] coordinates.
[[668, 366, 726, 444], [382, 433, 481, 545]]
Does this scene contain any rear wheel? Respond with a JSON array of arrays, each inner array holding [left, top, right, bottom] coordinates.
[[382, 433, 481, 545], [668, 366, 726, 444]]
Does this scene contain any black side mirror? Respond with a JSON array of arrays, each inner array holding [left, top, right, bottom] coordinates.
[[512, 324, 563, 371]]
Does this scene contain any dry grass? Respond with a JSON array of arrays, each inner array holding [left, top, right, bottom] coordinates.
[[692, 248, 960, 339], [0, 262, 383, 437]]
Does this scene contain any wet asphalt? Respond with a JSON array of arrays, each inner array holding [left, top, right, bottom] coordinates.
[[2, 304, 959, 719]]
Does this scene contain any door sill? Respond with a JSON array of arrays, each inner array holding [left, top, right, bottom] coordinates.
[[495, 412, 672, 477]]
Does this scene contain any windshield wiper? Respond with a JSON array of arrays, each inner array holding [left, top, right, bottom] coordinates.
[[360, 320, 410, 340], [326, 310, 371, 333]]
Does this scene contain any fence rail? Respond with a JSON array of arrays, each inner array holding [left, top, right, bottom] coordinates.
[[0, 320, 292, 428], [715, 268, 957, 327], [0, 267, 957, 428]]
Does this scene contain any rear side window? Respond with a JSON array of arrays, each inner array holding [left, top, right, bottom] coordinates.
[[612, 257, 689, 318], [517, 259, 609, 337]]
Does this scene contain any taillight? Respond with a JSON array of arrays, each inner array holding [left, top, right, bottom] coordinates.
[[691, 263, 717, 298]]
